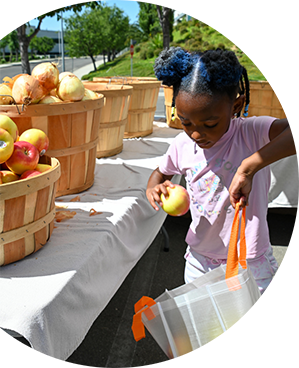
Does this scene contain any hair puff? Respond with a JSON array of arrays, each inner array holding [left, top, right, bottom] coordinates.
[[199, 49, 243, 89], [154, 47, 193, 86]]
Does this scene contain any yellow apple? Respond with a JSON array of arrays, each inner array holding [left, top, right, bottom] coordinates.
[[0, 170, 19, 184], [35, 163, 52, 173], [160, 184, 190, 216], [19, 128, 49, 156], [0, 128, 14, 164], [0, 115, 19, 142]]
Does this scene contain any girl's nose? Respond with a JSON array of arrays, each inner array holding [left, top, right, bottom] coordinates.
[[191, 130, 204, 141]]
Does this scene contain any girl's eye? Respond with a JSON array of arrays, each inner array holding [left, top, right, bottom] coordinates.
[[180, 121, 191, 127], [205, 123, 218, 129]]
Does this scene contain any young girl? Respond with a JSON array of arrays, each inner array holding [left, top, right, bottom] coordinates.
[[146, 47, 296, 294]]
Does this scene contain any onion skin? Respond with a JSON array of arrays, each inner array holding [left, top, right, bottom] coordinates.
[[32, 62, 59, 92], [0, 84, 13, 105], [39, 95, 63, 104], [82, 88, 99, 100], [58, 71, 75, 82], [57, 74, 85, 102], [12, 75, 46, 105]]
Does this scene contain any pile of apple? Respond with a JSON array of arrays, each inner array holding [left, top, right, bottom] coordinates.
[[0, 115, 51, 184], [0, 61, 99, 106]]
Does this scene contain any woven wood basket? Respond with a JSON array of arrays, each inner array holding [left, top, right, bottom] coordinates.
[[163, 85, 183, 129], [0, 96, 104, 197], [93, 77, 161, 138], [243, 81, 286, 119], [83, 82, 133, 158], [0, 156, 60, 266]]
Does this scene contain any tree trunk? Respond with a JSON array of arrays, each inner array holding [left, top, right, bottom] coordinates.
[[156, 6, 171, 49], [17, 18, 43, 74], [90, 55, 97, 71], [19, 35, 31, 74]]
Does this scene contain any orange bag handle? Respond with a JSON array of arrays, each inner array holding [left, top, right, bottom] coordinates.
[[131, 296, 156, 342], [225, 202, 247, 280]]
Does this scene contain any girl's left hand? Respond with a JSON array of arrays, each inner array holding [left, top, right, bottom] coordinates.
[[229, 168, 252, 209]]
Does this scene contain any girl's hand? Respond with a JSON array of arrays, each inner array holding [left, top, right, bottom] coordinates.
[[146, 180, 175, 211], [229, 168, 253, 209]]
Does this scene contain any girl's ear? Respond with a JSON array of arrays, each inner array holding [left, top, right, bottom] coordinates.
[[233, 94, 245, 115]]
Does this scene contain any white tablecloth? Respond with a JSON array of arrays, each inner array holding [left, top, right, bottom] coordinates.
[[0, 122, 297, 360], [0, 122, 181, 360], [268, 155, 298, 208]]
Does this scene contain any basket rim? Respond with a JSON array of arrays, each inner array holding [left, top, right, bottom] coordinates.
[[83, 82, 133, 95], [0, 157, 61, 200], [0, 94, 105, 117]]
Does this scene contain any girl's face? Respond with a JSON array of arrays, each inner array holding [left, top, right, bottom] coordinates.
[[175, 91, 238, 149]]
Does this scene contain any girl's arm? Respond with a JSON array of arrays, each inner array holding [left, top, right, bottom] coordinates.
[[146, 168, 174, 211], [229, 119, 296, 208]]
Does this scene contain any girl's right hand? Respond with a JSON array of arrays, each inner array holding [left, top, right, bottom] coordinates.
[[146, 180, 175, 211]]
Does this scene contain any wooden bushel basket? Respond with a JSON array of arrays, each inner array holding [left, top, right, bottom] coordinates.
[[83, 82, 133, 158], [163, 85, 183, 129], [0, 96, 104, 197], [0, 156, 61, 266], [243, 81, 286, 119], [93, 77, 161, 138]]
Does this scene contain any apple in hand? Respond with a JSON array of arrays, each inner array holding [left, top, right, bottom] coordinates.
[[0, 128, 14, 164], [0, 115, 19, 142], [0, 170, 19, 184], [19, 128, 49, 156], [6, 141, 39, 175], [20, 170, 41, 180], [160, 184, 190, 216]]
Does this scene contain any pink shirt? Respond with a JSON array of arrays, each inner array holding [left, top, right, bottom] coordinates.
[[159, 116, 276, 259]]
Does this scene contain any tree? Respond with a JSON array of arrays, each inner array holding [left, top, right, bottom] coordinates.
[[65, 9, 106, 71], [0, 0, 101, 74], [137, 2, 161, 40], [0, 34, 9, 60], [101, 5, 130, 62], [30, 36, 55, 57], [137, 0, 173, 49], [8, 31, 19, 62], [156, 6, 174, 49]]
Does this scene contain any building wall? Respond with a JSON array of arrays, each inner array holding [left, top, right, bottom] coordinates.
[[2, 26, 62, 57]]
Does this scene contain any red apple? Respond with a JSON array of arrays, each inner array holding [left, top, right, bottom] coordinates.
[[0, 170, 19, 184], [20, 170, 41, 180], [0, 128, 14, 164], [6, 141, 39, 175], [19, 128, 49, 156], [160, 184, 190, 216], [35, 163, 52, 173], [0, 115, 19, 142]]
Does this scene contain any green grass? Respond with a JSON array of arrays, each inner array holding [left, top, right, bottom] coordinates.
[[82, 53, 157, 80], [82, 22, 266, 81]]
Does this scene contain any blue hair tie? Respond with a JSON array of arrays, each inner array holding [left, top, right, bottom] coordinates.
[[243, 104, 249, 117]]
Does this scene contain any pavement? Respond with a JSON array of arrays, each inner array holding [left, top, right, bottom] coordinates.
[[11, 59, 297, 366]]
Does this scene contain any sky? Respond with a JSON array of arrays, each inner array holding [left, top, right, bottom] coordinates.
[[29, 1, 140, 31]]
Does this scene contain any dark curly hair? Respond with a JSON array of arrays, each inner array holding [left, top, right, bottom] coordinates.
[[154, 47, 250, 117]]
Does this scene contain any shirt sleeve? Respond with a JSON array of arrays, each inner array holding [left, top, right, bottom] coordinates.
[[241, 116, 277, 151], [159, 133, 185, 176]]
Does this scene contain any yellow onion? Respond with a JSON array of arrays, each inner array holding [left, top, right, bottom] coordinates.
[[31, 62, 59, 92], [57, 74, 85, 102], [82, 88, 99, 101], [59, 71, 75, 82], [39, 95, 63, 104], [0, 84, 13, 105], [12, 74, 46, 105], [49, 89, 58, 97]]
